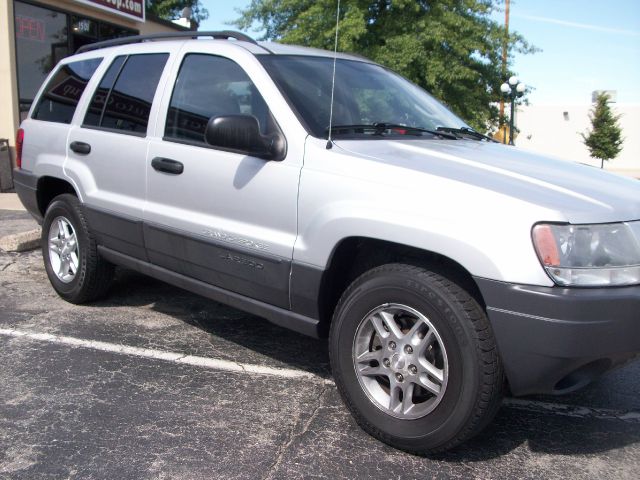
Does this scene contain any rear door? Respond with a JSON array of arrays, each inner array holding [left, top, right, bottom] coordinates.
[[65, 46, 174, 260], [144, 48, 302, 308]]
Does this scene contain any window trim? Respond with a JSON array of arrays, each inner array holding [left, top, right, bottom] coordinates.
[[82, 124, 146, 138], [97, 54, 128, 127], [161, 134, 274, 158]]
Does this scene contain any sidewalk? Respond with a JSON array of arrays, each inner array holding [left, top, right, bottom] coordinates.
[[0, 193, 25, 211], [0, 193, 40, 252]]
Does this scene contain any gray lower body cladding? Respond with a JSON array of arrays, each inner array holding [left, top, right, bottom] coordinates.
[[476, 277, 640, 396], [98, 246, 320, 337], [13, 168, 42, 223]]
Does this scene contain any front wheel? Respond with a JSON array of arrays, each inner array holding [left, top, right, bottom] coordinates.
[[329, 264, 503, 454]]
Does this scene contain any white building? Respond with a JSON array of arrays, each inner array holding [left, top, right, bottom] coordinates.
[[514, 102, 639, 179]]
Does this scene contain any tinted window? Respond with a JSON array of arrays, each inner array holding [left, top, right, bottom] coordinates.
[[32, 58, 102, 124], [85, 53, 168, 134], [165, 54, 274, 143], [84, 56, 126, 126]]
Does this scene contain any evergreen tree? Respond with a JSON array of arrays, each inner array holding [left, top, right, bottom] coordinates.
[[234, 0, 537, 131], [582, 93, 624, 169]]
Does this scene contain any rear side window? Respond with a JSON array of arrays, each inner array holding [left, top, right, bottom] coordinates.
[[165, 54, 274, 143], [84, 56, 126, 127], [32, 58, 102, 124], [84, 53, 168, 135]]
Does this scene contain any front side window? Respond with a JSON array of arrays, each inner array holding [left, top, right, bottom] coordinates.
[[32, 58, 102, 124], [165, 54, 275, 143], [84, 53, 168, 134]]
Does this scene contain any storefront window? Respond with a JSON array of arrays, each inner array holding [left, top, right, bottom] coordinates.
[[14, 1, 137, 117], [14, 1, 68, 114]]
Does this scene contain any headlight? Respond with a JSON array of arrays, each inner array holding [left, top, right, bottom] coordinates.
[[532, 221, 640, 287]]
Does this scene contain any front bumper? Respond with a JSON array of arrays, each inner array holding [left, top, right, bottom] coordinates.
[[474, 277, 640, 396]]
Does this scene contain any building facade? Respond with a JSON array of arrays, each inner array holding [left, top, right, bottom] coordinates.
[[0, 0, 188, 190], [516, 103, 639, 179]]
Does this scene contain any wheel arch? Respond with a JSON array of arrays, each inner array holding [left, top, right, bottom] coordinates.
[[37, 176, 78, 217], [310, 236, 486, 337]]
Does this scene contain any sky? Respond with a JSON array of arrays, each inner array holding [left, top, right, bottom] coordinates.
[[198, 0, 640, 105]]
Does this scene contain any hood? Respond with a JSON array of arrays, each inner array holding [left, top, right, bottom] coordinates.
[[334, 138, 640, 224]]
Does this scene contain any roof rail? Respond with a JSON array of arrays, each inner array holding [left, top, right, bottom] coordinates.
[[76, 30, 257, 54]]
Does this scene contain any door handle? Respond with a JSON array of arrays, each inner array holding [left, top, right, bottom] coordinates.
[[151, 157, 184, 175], [70, 141, 91, 155]]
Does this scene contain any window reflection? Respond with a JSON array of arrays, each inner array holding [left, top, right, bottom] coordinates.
[[33, 58, 102, 124], [85, 54, 168, 134], [166, 54, 272, 143], [14, 1, 137, 117], [15, 1, 68, 113]]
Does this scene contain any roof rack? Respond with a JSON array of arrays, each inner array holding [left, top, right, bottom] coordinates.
[[76, 30, 257, 54]]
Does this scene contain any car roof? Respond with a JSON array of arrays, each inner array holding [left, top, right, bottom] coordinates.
[[256, 41, 370, 62], [71, 31, 371, 63]]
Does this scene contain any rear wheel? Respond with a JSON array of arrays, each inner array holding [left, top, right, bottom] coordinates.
[[42, 194, 113, 303], [329, 263, 503, 454]]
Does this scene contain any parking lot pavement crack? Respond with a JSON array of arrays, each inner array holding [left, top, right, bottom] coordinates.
[[262, 384, 331, 480], [1, 261, 15, 271]]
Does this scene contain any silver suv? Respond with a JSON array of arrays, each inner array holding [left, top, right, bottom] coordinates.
[[13, 31, 640, 454]]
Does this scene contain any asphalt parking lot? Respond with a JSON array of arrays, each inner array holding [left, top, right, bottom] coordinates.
[[1, 212, 639, 479]]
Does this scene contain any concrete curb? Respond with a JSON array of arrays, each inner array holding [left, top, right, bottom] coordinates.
[[0, 228, 41, 252]]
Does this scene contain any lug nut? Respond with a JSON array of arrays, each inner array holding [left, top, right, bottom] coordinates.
[[383, 358, 390, 368], [409, 364, 418, 375], [395, 373, 404, 382], [404, 345, 413, 354], [389, 341, 396, 350]]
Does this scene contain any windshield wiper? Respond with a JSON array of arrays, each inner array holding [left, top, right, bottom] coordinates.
[[328, 123, 458, 139], [436, 126, 498, 142]]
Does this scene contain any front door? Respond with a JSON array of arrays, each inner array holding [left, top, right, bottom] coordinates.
[[144, 52, 300, 308]]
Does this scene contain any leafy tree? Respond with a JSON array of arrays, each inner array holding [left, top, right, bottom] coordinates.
[[234, 0, 536, 131], [146, 0, 209, 25], [581, 93, 624, 169]]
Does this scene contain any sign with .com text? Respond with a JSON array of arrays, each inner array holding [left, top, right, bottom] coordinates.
[[73, 0, 145, 23]]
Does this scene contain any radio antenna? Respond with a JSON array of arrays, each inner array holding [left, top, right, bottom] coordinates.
[[326, 0, 341, 149]]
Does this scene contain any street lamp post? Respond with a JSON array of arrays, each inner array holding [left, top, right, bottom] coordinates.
[[500, 76, 526, 145]]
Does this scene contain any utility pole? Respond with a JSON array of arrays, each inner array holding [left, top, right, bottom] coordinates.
[[499, 0, 510, 144]]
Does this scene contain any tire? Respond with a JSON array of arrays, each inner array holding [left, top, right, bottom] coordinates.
[[42, 194, 113, 303], [329, 263, 503, 454]]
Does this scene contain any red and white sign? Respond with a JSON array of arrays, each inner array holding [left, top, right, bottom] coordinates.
[[73, 0, 145, 23], [15, 15, 46, 42]]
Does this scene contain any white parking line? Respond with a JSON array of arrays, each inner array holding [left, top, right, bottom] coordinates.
[[2, 326, 638, 423], [0, 327, 329, 383]]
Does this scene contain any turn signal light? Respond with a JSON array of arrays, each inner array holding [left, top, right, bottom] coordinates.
[[532, 224, 560, 266]]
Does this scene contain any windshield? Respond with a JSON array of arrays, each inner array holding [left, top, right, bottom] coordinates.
[[259, 55, 468, 139]]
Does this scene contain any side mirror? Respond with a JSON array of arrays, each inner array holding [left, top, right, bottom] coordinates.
[[204, 115, 286, 161]]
